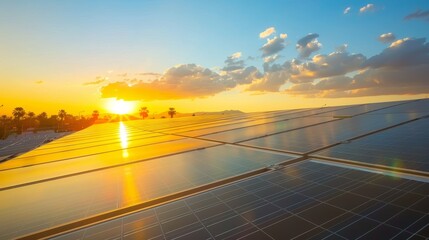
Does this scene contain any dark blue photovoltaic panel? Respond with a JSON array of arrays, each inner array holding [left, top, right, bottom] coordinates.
[[2, 99, 428, 239], [315, 100, 408, 117], [202, 116, 334, 143], [366, 98, 429, 116], [313, 118, 429, 172], [0, 145, 294, 239], [241, 113, 419, 153], [53, 160, 429, 240]]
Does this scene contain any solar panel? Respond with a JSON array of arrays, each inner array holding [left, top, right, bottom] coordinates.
[[52, 160, 429, 240], [241, 112, 423, 153], [0, 145, 295, 239], [201, 116, 335, 143], [1, 99, 428, 240], [313, 117, 429, 172]]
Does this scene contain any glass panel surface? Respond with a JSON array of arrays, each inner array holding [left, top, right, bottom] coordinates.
[[0, 145, 295, 239], [53, 160, 429, 240], [0, 138, 218, 187], [242, 113, 420, 153], [314, 118, 429, 172], [203, 116, 334, 143]]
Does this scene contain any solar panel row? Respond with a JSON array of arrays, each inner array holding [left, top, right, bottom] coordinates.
[[0, 99, 428, 239], [54, 161, 429, 240]]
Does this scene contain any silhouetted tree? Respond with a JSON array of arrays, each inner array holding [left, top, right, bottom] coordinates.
[[92, 110, 99, 121], [58, 109, 67, 121], [0, 115, 10, 139], [57, 109, 67, 132], [12, 107, 26, 134], [26, 111, 36, 130], [12, 107, 26, 120], [37, 112, 48, 121], [168, 107, 176, 118], [139, 107, 149, 119]]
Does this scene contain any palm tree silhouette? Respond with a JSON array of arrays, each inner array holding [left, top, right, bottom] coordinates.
[[58, 109, 67, 132], [27, 111, 35, 119], [12, 107, 26, 120], [168, 107, 176, 118], [92, 110, 99, 120], [139, 107, 149, 119], [37, 112, 48, 120], [27, 111, 36, 129], [58, 109, 67, 121], [12, 107, 26, 134]]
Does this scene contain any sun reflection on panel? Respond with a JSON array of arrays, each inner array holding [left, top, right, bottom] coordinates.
[[119, 122, 129, 158], [122, 166, 141, 206]]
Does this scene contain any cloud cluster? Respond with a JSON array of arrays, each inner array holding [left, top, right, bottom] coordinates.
[[404, 9, 429, 22], [98, 26, 429, 101], [360, 4, 375, 13], [296, 33, 322, 59], [248, 49, 366, 92], [285, 38, 429, 97], [222, 52, 245, 71], [365, 38, 429, 68], [101, 64, 238, 101], [260, 35, 287, 57]]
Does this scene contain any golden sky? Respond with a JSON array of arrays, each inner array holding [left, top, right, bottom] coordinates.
[[1, 1, 428, 116]]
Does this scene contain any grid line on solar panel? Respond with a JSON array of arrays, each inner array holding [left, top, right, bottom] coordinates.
[[49, 160, 429, 240], [312, 116, 429, 174], [125, 108, 309, 133], [199, 100, 404, 136], [166, 100, 414, 139], [239, 111, 427, 154], [0, 135, 190, 172], [5, 133, 176, 160], [1, 146, 297, 239], [0, 140, 222, 190], [204, 118, 339, 144], [28, 131, 161, 151], [122, 106, 350, 137], [129, 105, 355, 137]]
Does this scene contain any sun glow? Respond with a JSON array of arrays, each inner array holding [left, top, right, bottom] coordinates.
[[106, 99, 136, 115]]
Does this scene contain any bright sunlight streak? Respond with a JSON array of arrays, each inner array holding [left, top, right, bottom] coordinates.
[[105, 99, 136, 115]]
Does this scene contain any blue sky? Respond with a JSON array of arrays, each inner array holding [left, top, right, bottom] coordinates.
[[1, 0, 429, 114]]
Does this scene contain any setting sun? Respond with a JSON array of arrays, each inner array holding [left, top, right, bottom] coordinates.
[[105, 99, 136, 115]]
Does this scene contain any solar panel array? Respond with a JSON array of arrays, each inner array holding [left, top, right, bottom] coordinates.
[[0, 99, 428, 239]]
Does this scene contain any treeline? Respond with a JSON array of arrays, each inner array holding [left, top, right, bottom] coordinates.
[[0, 108, 100, 140]]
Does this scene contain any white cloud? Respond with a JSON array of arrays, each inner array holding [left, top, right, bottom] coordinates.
[[360, 4, 375, 13], [344, 7, 351, 14], [259, 27, 276, 38], [260, 36, 286, 57], [280, 33, 287, 39]]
